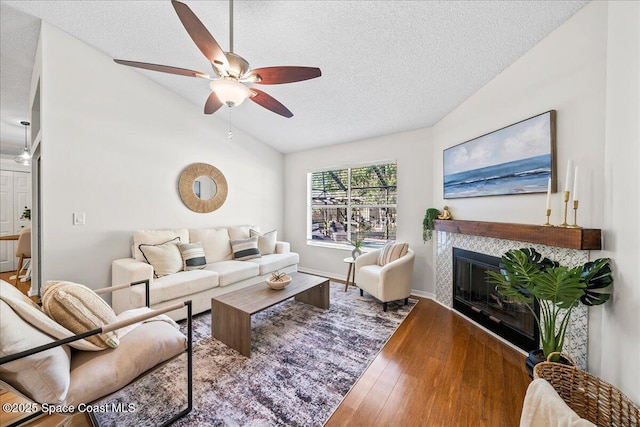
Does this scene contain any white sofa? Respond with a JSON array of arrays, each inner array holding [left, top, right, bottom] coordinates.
[[112, 225, 298, 320]]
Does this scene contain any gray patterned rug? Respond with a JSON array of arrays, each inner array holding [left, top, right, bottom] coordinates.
[[93, 282, 415, 426]]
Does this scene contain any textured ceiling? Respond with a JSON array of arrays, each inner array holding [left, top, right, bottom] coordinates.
[[0, 0, 587, 156]]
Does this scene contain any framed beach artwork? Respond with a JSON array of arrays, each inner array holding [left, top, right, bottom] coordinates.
[[443, 110, 556, 199]]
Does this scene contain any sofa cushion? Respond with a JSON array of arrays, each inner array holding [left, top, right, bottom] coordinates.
[[42, 281, 119, 349], [66, 320, 186, 407], [377, 242, 409, 266], [190, 228, 232, 262], [205, 261, 260, 287], [133, 229, 189, 261], [178, 242, 207, 271], [131, 270, 219, 306], [250, 229, 277, 255], [244, 253, 300, 275], [139, 237, 183, 277], [230, 236, 261, 261], [228, 225, 259, 241], [0, 300, 71, 404]]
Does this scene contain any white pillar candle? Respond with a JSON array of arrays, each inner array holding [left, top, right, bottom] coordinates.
[[564, 160, 573, 192], [573, 167, 579, 201], [546, 178, 552, 210]]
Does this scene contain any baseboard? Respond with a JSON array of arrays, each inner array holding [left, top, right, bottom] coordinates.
[[299, 267, 436, 300], [298, 267, 343, 282], [410, 289, 435, 300]]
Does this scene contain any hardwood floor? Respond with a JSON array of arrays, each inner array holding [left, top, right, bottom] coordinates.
[[325, 296, 531, 427], [0, 270, 35, 301], [0, 274, 530, 427]]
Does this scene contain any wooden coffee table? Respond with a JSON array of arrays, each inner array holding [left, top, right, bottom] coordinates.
[[211, 272, 330, 357]]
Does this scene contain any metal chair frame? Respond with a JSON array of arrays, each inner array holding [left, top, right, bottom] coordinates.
[[0, 279, 193, 427]]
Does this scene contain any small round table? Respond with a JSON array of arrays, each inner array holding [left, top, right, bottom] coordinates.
[[343, 257, 355, 292]]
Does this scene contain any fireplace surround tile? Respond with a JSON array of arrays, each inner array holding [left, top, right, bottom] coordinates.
[[436, 231, 589, 369]]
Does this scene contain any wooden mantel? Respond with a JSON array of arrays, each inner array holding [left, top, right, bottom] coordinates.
[[433, 219, 601, 250]]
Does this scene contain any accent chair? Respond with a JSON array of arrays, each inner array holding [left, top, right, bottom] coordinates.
[[354, 243, 415, 311]]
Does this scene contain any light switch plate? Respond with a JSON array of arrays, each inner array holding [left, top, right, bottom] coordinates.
[[73, 212, 85, 225]]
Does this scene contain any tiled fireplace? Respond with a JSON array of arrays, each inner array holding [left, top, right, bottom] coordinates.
[[435, 224, 592, 370]]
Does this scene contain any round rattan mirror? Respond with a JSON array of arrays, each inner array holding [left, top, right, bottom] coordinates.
[[178, 163, 228, 213]]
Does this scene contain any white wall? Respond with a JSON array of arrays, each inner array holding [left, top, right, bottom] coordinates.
[[37, 22, 284, 289], [284, 127, 434, 296], [432, 1, 607, 228], [601, 0, 640, 405]]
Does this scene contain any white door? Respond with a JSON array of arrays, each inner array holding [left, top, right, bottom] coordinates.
[[14, 172, 31, 232], [0, 170, 15, 272]]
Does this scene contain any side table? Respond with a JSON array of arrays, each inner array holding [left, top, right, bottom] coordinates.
[[343, 257, 355, 292]]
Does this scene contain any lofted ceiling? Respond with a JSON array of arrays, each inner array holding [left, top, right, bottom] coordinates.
[[0, 0, 588, 156]]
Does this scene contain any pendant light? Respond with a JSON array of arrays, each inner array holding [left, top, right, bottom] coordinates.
[[14, 121, 31, 166]]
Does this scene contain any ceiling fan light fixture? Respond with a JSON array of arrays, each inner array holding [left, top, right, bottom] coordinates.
[[209, 78, 250, 107]]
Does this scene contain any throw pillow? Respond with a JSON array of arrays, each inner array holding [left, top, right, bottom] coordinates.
[[0, 300, 71, 404], [250, 229, 277, 255], [230, 236, 261, 261], [189, 228, 232, 262], [139, 237, 183, 277], [132, 228, 189, 261], [0, 280, 106, 352], [178, 242, 207, 270], [42, 281, 120, 349], [377, 242, 409, 266], [228, 225, 259, 241]]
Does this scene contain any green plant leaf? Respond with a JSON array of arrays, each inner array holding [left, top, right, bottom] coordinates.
[[580, 258, 613, 306], [532, 266, 585, 309], [422, 208, 440, 242], [486, 249, 542, 304]]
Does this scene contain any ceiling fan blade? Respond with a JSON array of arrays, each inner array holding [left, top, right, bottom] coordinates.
[[245, 66, 321, 85], [249, 89, 293, 118], [204, 92, 224, 114], [114, 59, 211, 79], [171, 0, 229, 68]]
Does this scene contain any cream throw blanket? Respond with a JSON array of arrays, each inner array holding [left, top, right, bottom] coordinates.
[[0, 280, 177, 351], [519, 378, 596, 427]]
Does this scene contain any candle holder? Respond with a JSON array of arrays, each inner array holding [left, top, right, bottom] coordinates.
[[558, 191, 570, 227], [568, 200, 581, 228], [542, 208, 554, 227]]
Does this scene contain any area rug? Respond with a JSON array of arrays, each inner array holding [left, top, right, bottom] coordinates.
[[93, 282, 416, 427]]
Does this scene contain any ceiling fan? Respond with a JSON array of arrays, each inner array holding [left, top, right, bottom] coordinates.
[[114, 0, 321, 118]]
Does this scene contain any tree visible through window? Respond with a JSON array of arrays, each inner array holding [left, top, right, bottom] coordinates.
[[309, 163, 397, 248]]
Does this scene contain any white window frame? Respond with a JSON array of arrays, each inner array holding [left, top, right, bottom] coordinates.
[[307, 161, 397, 250]]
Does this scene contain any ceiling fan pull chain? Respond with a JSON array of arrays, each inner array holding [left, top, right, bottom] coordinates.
[[227, 105, 233, 140]]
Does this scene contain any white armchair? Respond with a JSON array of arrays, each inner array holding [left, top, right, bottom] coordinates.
[[354, 247, 415, 311]]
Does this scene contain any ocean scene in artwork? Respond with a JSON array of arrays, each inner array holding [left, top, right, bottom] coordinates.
[[444, 154, 551, 198], [444, 112, 553, 198]]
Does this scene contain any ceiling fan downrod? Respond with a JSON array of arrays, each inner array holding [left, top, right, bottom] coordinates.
[[229, 0, 234, 54]]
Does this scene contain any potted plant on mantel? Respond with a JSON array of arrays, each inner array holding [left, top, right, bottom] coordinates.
[[486, 248, 613, 376], [422, 208, 440, 242]]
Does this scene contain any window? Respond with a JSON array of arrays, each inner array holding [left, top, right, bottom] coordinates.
[[309, 163, 397, 248]]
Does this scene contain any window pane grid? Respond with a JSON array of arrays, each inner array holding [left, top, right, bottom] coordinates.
[[309, 163, 397, 247]]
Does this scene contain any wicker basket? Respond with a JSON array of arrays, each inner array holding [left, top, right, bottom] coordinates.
[[534, 352, 640, 427]]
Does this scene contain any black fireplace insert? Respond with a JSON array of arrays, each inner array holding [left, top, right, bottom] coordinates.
[[452, 248, 538, 351]]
